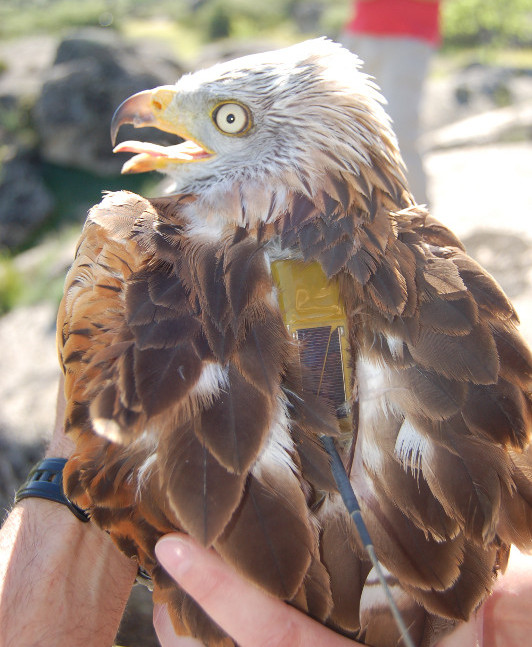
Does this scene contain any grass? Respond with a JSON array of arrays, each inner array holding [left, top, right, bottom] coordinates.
[[0, 254, 23, 314], [0, 0, 120, 39], [430, 46, 532, 81], [121, 18, 204, 64], [485, 47, 532, 68]]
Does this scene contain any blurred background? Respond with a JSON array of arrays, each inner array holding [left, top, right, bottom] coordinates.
[[1, 1, 532, 645]]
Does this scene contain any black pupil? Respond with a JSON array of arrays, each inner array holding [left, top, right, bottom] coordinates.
[[226, 113, 236, 124]]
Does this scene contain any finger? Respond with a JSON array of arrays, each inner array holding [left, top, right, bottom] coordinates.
[[435, 609, 483, 647], [482, 548, 532, 647], [153, 603, 203, 647], [155, 533, 359, 647]]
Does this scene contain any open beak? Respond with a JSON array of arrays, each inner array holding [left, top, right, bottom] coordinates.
[[111, 86, 213, 174]]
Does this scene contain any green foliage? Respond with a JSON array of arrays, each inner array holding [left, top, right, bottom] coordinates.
[[442, 0, 532, 48], [2, 0, 531, 50], [0, 99, 37, 150], [0, 226, 77, 314], [0, 0, 123, 38], [179, 0, 293, 42], [206, 4, 231, 40], [319, 1, 351, 38], [0, 255, 22, 314]]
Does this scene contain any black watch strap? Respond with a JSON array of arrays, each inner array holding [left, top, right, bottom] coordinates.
[[14, 457, 90, 522]]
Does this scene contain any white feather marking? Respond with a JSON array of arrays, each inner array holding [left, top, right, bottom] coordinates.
[[266, 238, 304, 263], [263, 286, 279, 310], [252, 397, 297, 479], [133, 428, 159, 450], [92, 417, 123, 443], [386, 334, 404, 361], [357, 355, 405, 472], [136, 453, 157, 496], [357, 355, 394, 410], [395, 418, 429, 476], [361, 567, 411, 608], [189, 362, 229, 407], [183, 208, 226, 239]]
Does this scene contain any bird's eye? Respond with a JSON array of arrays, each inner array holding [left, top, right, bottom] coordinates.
[[213, 102, 251, 135]]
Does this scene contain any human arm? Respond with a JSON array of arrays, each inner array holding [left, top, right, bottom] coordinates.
[[0, 378, 137, 647]]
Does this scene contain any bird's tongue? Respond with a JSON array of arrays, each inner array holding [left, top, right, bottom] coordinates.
[[113, 140, 210, 174]]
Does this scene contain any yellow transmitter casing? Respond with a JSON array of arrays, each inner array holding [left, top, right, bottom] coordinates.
[[271, 259, 352, 420]]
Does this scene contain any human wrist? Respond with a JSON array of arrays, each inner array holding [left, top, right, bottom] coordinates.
[[45, 434, 75, 459], [2, 495, 137, 646], [15, 457, 90, 522], [12, 495, 137, 591]]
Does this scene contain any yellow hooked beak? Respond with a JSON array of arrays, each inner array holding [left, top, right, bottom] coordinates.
[[111, 86, 213, 174]]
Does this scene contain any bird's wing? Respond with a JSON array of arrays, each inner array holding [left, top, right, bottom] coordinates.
[[58, 190, 341, 644], [277, 179, 532, 642]]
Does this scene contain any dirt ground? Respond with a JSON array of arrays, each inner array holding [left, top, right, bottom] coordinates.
[[428, 141, 532, 341]]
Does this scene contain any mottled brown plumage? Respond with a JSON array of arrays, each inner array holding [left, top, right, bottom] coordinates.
[[57, 39, 532, 646]]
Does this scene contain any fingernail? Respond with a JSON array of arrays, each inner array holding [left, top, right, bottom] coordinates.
[[155, 534, 193, 577]]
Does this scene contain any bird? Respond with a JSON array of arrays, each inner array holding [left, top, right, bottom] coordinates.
[[57, 38, 532, 647]]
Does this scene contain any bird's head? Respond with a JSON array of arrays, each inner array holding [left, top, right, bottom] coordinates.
[[112, 38, 408, 208]]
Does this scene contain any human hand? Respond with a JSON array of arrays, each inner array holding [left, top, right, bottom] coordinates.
[[436, 547, 532, 647], [154, 533, 361, 646], [154, 535, 532, 647]]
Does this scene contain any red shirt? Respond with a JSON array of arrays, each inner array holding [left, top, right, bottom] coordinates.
[[345, 0, 441, 46]]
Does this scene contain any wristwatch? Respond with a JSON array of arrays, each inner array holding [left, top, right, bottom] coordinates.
[[14, 457, 90, 522]]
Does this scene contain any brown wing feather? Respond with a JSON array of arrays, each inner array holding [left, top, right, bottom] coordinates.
[[215, 466, 314, 600], [359, 570, 439, 647], [158, 417, 247, 545], [194, 366, 272, 474], [318, 499, 369, 633], [59, 190, 340, 646], [318, 186, 532, 645]]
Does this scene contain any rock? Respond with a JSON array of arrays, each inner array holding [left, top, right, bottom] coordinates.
[[34, 28, 186, 175], [0, 37, 58, 250], [422, 63, 532, 135], [117, 585, 158, 647], [422, 101, 532, 151], [0, 302, 59, 446], [0, 433, 44, 519], [0, 149, 54, 251], [0, 35, 57, 107]]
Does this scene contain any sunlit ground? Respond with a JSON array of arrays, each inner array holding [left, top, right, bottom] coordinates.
[[428, 141, 532, 341]]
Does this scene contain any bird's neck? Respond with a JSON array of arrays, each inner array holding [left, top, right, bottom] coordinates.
[[178, 178, 287, 238], [179, 164, 414, 245]]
